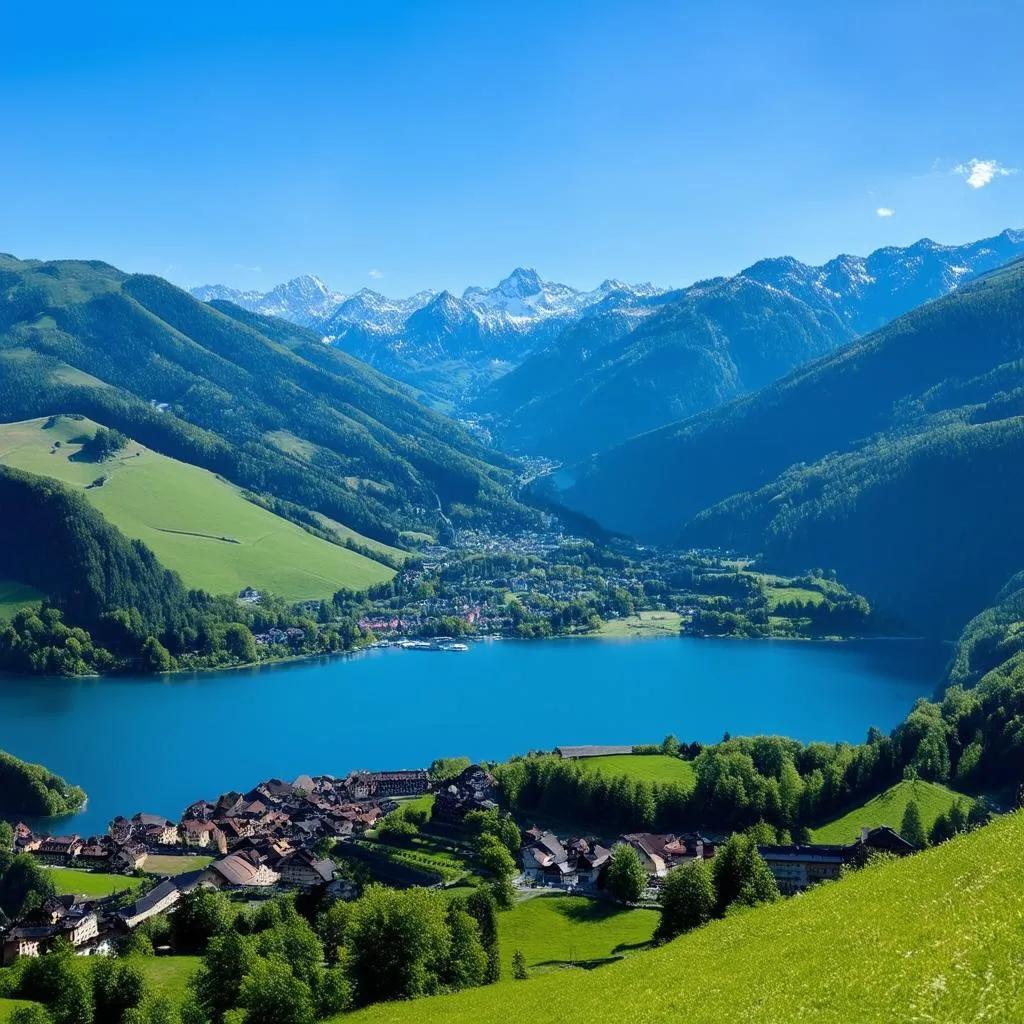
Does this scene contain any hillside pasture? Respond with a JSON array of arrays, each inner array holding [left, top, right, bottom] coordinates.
[[0, 417, 394, 601], [342, 810, 1024, 1024]]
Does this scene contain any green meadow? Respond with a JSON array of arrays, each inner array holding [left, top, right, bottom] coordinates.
[[0, 417, 394, 601], [343, 810, 1024, 1024], [141, 854, 216, 876], [591, 610, 683, 638], [45, 867, 142, 899], [812, 779, 975, 844], [581, 754, 696, 788], [135, 956, 201, 1009], [497, 894, 657, 975]]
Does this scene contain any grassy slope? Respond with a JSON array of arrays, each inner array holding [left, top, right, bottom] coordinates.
[[582, 754, 696, 788], [45, 867, 142, 899], [497, 895, 656, 975], [344, 810, 1024, 1024], [0, 417, 394, 601], [0, 580, 43, 619], [812, 779, 975, 844]]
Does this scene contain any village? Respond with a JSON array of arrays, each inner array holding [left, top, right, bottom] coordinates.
[[0, 750, 917, 968]]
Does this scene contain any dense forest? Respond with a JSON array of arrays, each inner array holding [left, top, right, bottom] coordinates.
[[0, 255, 537, 546], [555, 257, 1024, 635]]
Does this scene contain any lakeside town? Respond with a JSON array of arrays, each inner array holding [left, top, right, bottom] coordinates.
[[0, 746, 919, 968]]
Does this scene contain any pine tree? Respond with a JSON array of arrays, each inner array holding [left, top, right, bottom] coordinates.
[[512, 950, 528, 981], [900, 800, 927, 849]]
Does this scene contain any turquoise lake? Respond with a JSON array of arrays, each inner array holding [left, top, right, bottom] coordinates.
[[0, 637, 946, 834]]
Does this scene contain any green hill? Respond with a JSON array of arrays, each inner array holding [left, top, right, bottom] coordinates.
[[0, 416, 393, 601], [0, 255, 534, 548], [812, 780, 974, 844], [342, 810, 1024, 1024], [556, 257, 1024, 634]]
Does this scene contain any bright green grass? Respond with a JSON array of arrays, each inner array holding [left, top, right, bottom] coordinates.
[[591, 611, 682, 638], [0, 579, 43, 620], [135, 956, 200, 1008], [0, 417, 394, 600], [497, 895, 657, 975], [342, 811, 1024, 1024], [141, 854, 215, 875], [0, 999, 40, 1021], [765, 585, 826, 612], [395, 794, 436, 816], [45, 867, 142, 898], [812, 779, 975, 844], [581, 754, 696, 788]]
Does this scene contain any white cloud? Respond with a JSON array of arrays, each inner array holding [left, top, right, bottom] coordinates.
[[876, 207, 895, 218], [953, 158, 1017, 189], [233, 263, 263, 273], [368, 268, 384, 279]]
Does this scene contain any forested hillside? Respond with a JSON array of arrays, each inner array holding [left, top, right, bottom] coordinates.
[[555, 258, 1024, 633], [0, 748, 85, 817], [0, 256, 534, 546]]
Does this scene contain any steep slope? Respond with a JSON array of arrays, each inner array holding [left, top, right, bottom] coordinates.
[[0, 255, 533, 545], [0, 417, 394, 600], [486, 230, 1024, 459], [344, 811, 1024, 1024], [554, 258, 1024, 631]]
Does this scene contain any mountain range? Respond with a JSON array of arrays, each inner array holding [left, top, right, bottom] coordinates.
[[552, 255, 1024, 634], [192, 230, 1024, 458]]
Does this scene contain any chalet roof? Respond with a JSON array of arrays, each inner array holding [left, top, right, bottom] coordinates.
[[209, 854, 262, 886], [133, 813, 172, 828], [7, 925, 57, 941], [758, 844, 846, 863], [556, 745, 634, 759], [118, 880, 179, 921]]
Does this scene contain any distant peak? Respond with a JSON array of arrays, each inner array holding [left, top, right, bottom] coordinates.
[[495, 267, 543, 298]]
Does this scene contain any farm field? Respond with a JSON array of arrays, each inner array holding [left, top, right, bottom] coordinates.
[[0, 580, 43, 620], [0, 416, 394, 600], [497, 894, 657, 975], [45, 867, 141, 898], [592, 611, 682, 638], [342, 810, 1024, 1024], [141, 854, 216, 876], [812, 779, 975, 844], [581, 754, 696, 788]]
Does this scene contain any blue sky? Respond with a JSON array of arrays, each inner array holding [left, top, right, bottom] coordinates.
[[1, 0, 1021, 296]]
